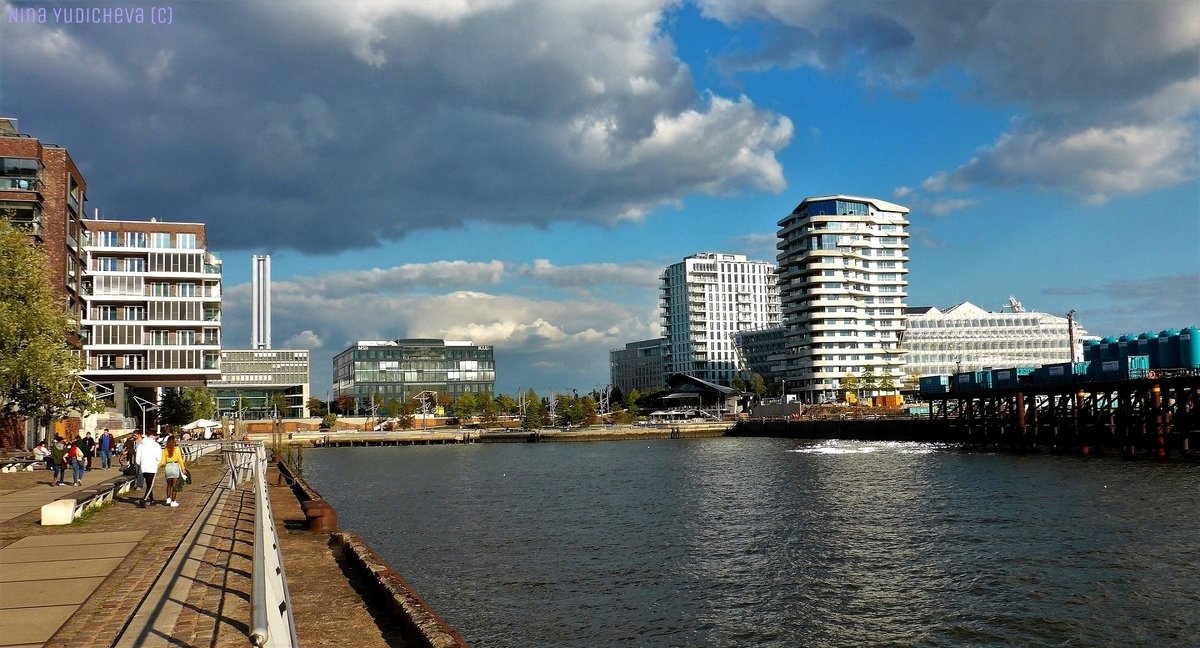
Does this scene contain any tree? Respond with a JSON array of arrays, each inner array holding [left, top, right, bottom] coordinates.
[[384, 398, 402, 420], [270, 393, 290, 418], [731, 376, 747, 392], [455, 392, 479, 420], [397, 401, 416, 429], [521, 389, 545, 430], [623, 388, 641, 414], [0, 217, 98, 446], [158, 389, 191, 429], [479, 393, 499, 427], [609, 386, 625, 409], [750, 373, 768, 398], [334, 395, 356, 415], [840, 375, 860, 404], [184, 387, 217, 421], [861, 368, 879, 403], [306, 397, 327, 417], [494, 393, 518, 415], [879, 375, 897, 395]]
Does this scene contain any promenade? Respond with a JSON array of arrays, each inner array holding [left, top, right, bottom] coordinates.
[[0, 452, 396, 647]]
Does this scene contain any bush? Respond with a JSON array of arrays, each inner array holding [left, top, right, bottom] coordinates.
[[321, 413, 337, 429]]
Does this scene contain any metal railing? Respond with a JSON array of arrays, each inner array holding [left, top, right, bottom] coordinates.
[[193, 440, 298, 647]]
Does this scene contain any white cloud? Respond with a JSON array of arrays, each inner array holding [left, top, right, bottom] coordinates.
[[702, 0, 1200, 204]]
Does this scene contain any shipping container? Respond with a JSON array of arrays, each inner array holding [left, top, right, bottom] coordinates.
[[918, 375, 951, 395], [1181, 326, 1200, 369], [991, 366, 1036, 389]]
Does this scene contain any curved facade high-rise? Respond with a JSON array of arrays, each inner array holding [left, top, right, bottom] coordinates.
[[776, 195, 910, 403]]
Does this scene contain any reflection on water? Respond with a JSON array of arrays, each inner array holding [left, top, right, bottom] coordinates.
[[304, 438, 1200, 647]]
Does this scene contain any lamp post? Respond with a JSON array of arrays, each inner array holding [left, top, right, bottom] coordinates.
[[133, 396, 158, 434]]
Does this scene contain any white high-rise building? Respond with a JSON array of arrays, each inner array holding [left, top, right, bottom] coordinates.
[[660, 252, 780, 385], [776, 195, 910, 403], [251, 254, 271, 349]]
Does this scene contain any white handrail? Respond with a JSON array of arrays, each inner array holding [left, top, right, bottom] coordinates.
[[247, 443, 299, 647]]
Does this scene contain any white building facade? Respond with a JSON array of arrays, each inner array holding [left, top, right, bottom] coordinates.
[[81, 218, 222, 387], [903, 298, 1094, 377], [776, 195, 910, 403], [660, 252, 780, 386]]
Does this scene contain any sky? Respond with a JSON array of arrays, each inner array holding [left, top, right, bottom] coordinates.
[[2, 0, 1198, 396]]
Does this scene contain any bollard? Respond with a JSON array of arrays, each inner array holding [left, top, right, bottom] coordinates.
[[301, 499, 338, 533]]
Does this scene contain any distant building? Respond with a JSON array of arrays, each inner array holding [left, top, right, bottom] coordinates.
[[776, 195, 910, 403], [903, 298, 1095, 377], [210, 349, 310, 419], [660, 252, 780, 386], [251, 254, 271, 349], [0, 117, 89, 349], [609, 338, 668, 396], [332, 339, 495, 413], [733, 325, 788, 382]]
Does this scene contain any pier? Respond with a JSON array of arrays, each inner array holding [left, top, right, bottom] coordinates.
[[735, 374, 1200, 457]]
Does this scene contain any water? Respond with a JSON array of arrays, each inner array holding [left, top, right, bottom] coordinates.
[[303, 438, 1200, 647]]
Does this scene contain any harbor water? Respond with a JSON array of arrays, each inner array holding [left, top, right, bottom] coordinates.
[[303, 437, 1199, 647]]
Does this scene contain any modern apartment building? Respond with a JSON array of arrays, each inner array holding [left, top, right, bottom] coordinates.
[[776, 195, 910, 403], [333, 339, 495, 413], [659, 252, 780, 386], [80, 219, 223, 395], [903, 298, 1094, 377], [210, 349, 310, 419], [0, 118, 89, 346], [609, 338, 668, 396]]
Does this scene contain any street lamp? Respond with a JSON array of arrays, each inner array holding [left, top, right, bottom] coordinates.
[[133, 396, 158, 434]]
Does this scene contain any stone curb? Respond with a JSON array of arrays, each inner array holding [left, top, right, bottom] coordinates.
[[331, 531, 469, 648]]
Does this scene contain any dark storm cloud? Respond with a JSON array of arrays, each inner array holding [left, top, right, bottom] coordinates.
[[1, 0, 791, 253]]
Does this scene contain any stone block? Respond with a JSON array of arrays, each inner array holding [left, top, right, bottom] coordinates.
[[40, 499, 78, 526]]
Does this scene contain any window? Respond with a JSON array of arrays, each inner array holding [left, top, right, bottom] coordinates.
[[177, 233, 197, 249], [179, 330, 196, 345], [125, 306, 145, 321], [149, 330, 170, 345], [126, 232, 146, 248], [97, 231, 120, 247], [126, 257, 145, 272], [95, 305, 116, 320], [96, 257, 118, 271], [150, 232, 171, 248], [96, 354, 116, 369], [178, 283, 196, 297], [150, 282, 170, 296]]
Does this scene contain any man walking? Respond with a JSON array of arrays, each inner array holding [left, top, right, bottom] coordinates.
[[98, 428, 115, 470], [135, 431, 163, 507]]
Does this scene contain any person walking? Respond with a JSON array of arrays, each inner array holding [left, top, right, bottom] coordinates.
[[50, 436, 68, 486], [135, 431, 163, 508], [80, 432, 96, 471], [68, 440, 86, 486], [98, 428, 115, 470], [160, 436, 187, 507]]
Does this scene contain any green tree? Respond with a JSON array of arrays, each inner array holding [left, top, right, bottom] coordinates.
[[479, 393, 499, 427], [750, 373, 768, 398], [384, 398, 402, 420], [455, 392, 479, 420], [184, 387, 217, 421], [397, 401, 416, 429], [521, 389, 545, 430], [158, 389, 191, 429], [270, 393, 290, 418], [840, 375, 860, 404], [879, 375, 897, 395], [861, 368, 879, 402], [609, 386, 625, 408], [731, 376, 747, 392], [623, 388, 641, 415], [494, 393, 518, 415], [334, 394, 356, 415], [0, 218, 98, 445], [306, 397, 327, 417]]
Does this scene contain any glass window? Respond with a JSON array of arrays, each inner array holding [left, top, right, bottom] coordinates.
[[126, 232, 146, 248], [150, 232, 172, 248], [179, 283, 196, 297], [177, 233, 197, 249], [126, 257, 145, 272], [97, 231, 120, 247], [97, 257, 117, 271]]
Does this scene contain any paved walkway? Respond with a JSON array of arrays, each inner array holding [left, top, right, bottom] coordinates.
[[0, 455, 396, 647]]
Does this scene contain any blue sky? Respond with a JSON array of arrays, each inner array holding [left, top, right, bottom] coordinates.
[[3, 0, 1197, 396]]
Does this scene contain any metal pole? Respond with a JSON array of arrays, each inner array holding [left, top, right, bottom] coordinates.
[[1067, 309, 1077, 363]]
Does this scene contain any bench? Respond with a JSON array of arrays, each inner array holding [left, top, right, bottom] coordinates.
[[1, 458, 42, 473], [40, 476, 137, 525]]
